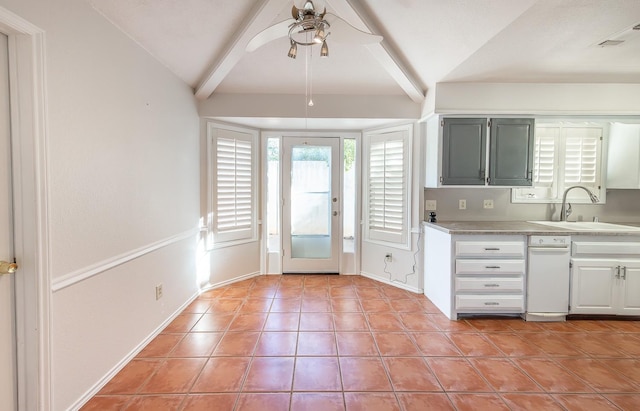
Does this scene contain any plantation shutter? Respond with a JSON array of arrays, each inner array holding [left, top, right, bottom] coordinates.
[[213, 129, 255, 244], [562, 127, 601, 190], [367, 130, 409, 245], [532, 127, 558, 187]]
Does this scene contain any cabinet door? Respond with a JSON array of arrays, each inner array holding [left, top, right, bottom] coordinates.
[[441, 118, 486, 185], [606, 123, 640, 189], [619, 260, 640, 315], [488, 118, 534, 186], [570, 259, 617, 315]]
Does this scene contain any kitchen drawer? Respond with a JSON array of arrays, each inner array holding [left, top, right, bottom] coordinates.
[[456, 295, 524, 311], [455, 259, 525, 275], [455, 241, 525, 258], [572, 242, 640, 257], [455, 277, 523, 292]]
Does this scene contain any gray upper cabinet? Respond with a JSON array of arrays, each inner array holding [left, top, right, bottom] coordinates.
[[441, 118, 487, 185], [439, 117, 534, 187], [488, 118, 534, 186]]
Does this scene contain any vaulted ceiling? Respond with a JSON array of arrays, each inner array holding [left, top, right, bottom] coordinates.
[[88, 0, 640, 127]]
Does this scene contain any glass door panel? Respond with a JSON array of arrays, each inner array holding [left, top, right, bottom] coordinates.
[[282, 137, 340, 273]]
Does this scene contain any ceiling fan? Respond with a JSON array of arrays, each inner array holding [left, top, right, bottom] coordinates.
[[246, 0, 383, 58]]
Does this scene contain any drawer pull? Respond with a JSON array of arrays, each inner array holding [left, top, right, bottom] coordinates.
[[485, 265, 501, 269], [484, 247, 500, 251], [484, 302, 500, 306], [484, 283, 500, 287]]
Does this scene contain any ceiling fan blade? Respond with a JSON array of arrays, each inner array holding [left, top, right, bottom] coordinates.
[[246, 19, 292, 52], [325, 13, 383, 45]]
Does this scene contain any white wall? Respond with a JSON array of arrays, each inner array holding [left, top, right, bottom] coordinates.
[[0, 0, 200, 409], [360, 122, 424, 293], [199, 93, 422, 120], [208, 243, 261, 285], [435, 83, 640, 115]]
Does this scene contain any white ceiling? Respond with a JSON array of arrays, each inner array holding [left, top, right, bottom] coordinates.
[[88, 0, 640, 127]]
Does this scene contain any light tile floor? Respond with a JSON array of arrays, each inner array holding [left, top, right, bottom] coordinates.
[[82, 275, 640, 410]]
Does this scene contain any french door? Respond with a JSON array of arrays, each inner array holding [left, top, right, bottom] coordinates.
[[0, 32, 17, 410], [282, 137, 340, 273]]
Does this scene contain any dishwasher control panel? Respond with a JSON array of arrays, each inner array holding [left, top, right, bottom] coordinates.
[[529, 236, 571, 246]]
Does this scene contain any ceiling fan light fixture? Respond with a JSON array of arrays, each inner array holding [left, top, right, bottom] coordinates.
[[320, 40, 329, 57], [303, 0, 315, 13], [288, 40, 297, 58], [288, 1, 330, 56], [313, 26, 325, 43]]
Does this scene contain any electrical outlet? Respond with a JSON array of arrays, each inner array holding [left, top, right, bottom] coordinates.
[[483, 199, 494, 209], [385, 253, 392, 262], [155, 284, 163, 300], [459, 199, 466, 210], [425, 200, 437, 210]]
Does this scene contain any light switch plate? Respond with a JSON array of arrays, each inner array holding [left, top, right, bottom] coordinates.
[[425, 200, 437, 210]]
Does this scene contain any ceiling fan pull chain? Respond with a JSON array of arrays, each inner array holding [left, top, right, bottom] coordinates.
[[308, 44, 314, 107]]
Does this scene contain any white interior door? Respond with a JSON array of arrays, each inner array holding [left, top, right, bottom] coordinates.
[[282, 137, 340, 273], [0, 32, 17, 410]]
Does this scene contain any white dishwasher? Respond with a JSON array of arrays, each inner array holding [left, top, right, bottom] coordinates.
[[525, 235, 571, 321]]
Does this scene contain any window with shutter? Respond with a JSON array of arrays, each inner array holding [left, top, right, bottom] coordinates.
[[533, 127, 558, 187], [207, 123, 257, 247], [512, 123, 604, 204], [365, 126, 412, 247], [563, 127, 601, 189]]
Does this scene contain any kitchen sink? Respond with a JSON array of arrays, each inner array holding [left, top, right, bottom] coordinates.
[[529, 221, 640, 232]]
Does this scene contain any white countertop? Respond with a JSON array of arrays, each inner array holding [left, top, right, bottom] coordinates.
[[424, 221, 640, 236]]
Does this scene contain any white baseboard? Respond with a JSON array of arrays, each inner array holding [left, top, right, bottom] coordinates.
[[360, 271, 423, 294], [201, 271, 262, 291], [70, 291, 199, 411]]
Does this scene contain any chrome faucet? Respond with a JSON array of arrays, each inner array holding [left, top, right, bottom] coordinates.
[[560, 185, 599, 221]]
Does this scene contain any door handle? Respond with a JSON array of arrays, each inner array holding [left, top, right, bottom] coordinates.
[[0, 261, 18, 275], [332, 211, 339, 216], [615, 265, 621, 279], [621, 266, 627, 280]]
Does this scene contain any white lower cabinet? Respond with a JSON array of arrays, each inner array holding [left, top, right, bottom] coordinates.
[[424, 226, 526, 320], [570, 258, 640, 315], [454, 247, 525, 316]]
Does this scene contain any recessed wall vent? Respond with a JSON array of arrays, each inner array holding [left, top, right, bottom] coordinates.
[[598, 39, 624, 47], [597, 22, 640, 47]]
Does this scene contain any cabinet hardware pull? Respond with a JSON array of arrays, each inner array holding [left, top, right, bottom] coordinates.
[[484, 248, 500, 251], [485, 266, 501, 269], [615, 266, 621, 279], [484, 284, 500, 287], [621, 266, 627, 280], [484, 302, 500, 306]]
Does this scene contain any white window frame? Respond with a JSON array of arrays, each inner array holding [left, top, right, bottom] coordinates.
[[363, 124, 412, 249], [206, 121, 259, 249], [512, 122, 606, 204]]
